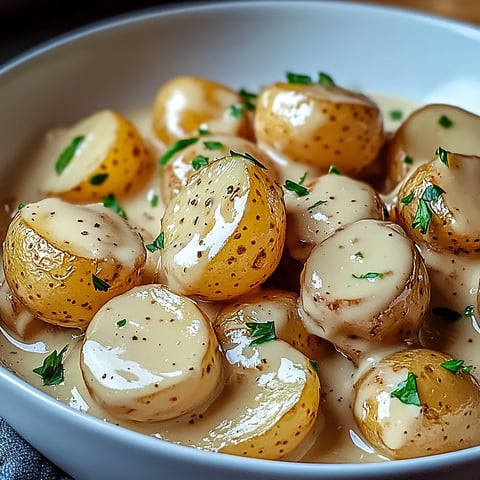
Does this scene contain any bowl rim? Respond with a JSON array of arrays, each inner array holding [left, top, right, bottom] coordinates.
[[1, 0, 480, 476]]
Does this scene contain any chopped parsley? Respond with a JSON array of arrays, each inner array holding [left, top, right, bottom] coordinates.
[[228, 103, 244, 120], [18, 202, 25, 210], [400, 193, 415, 205], [286, 72, 312, 84], [351, 251, 364, 260], [435, 146, 450, 167], [33, 345, 68, 386], [116, 319, 127, 328], [389, 110, 403, 121], [403, 155, 414, 165], [309, 359, 319, 372], [198, 126, 210, 136], [421, 184, 445, 202], [432, 306, 462, 322], [318, 72, 335, 87], [159, 137, 198, 166], [149, 193, 159, 208], [239, 88, 257, 111], [390, 372, 421, 407], [438, 115, 454, 129], [191, 155, 209, 171], [352, 272, 384, 281], [246, 321, 276, 346], [55, 135, 85, 175], [229, 150, 267, 169], [89, 173, 109, 185], [441, 359, 473, 375], [328, 165, 341, 175], [92, 274, 111, 292], [284, 179, 309, 197], [203, 141, 224, 151], [464, 305, 475, 317], [298, 171, 308, 185], [102, 193, 127, 219], [146, 232, 165, 252], [411, 184, 445, 234], [307, 199, 328, 211]]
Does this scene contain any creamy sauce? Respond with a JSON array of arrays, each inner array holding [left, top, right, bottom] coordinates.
[[0, 93, 479, 465]]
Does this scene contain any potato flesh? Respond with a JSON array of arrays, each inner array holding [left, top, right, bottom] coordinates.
[[2, 198, 146, 328], [299, 219, 430, 363], [81, 284, 223, 422], [353, 348, 480, 459], [160, 156, 286, 300], [41, 110, 153, 202]]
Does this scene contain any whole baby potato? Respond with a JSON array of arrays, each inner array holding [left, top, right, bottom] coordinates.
[[353, 348, 480, 459], [254, 81, 383, 176], [3, 198, 146, 328]]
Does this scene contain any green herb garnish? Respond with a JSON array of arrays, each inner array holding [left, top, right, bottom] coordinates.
[[411, 184, 445, 234], [239, 89, 257, 111], [432, 306, 462, 322], [198, 126, 210, 136], [149, 193, 159, 208], [284, 179, 309, 197], [116, 319, 127, 328], [89, 173, 109, 185], [192, 155, 209, 171], [351, 251, 364, 260], [352, 272, 384, 281], [422, 184, 445, 202], [146, 232, 165, 252], [435, 146, 450, 167], [318, 72, 335, 87], [33, 345, 68, 386], [229, 150, 267, 169], [18, 202, 25, 210], [246, 321, 277, 346], [390, 372, 421, 407], [464, 305, 475, 317], [403, 155, 414, 165], [389, 110, 403, 121], [229, 103, 244, 120], [286, 72, 312, 84], [92, 274, 111, 292], [441, 359, 473, 375], [400, 193, 415, 205], [203, 141, 224, 151], [159, 137, 198, 166], [55, 136, 85, 175], [102, 193, 128, 219], [328, 165, 341, 175], [307, 199, 328, 211], [438, 115, 454, 129], [298, 171, 308, 185], [309, 359, 319, 372]]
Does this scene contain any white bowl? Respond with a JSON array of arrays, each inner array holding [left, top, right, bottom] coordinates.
[[1, 2, 480, 479]]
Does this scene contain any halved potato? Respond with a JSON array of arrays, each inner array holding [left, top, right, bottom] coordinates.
[[395, 152, 480, 254], [41, 110, 154, 203], [254, 82, 383, 176], [299, 219, 430, 364], [81, 284, 224, 422], [2, 198, 146, 328], [387, 104, 480, 187], [159, 154, 286, 301], [152, 76, 251, 145], [353, 348, 480, 459]]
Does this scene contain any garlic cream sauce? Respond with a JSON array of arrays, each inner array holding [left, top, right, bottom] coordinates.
[[1, 94, 479, 464]]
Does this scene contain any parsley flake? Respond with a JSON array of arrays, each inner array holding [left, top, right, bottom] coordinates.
[[390, 372, 421, 407], [284, 179, 309, 197], [89, 173, 109, 185], [55, 136, 85, 175], [422, 184, 445, 202], [246, 321, 276, 346], [389, 110, 403, 121], [464, 305, 475, 317], [159, 137, 198, 166], [438, 115, 454, 129], [33, 345, 68, 386], [239, 89, 257, 111], [351, 251, 364, 260], [309, 359, 319, 372], [298, 171, 308, 185], [198, 126, 210, 136], [116, 319, 127, 328], [403, 155, 414, 165], [192, 155, 209, 171], [352, 272, 384, 281], [441, 359, 473, 375], [18, 202, 25, 210], [146, 232, 165, 252], [102, 193, 128, 219], [318, 72, 335, 87], [286, 72, 312, 84], [203, 141, 224, 151], [149, 193, 159, 208], [432, 306, 462, 322], [229, 150, 267, 169], [400, 193, 415, 205], [411, 199, 431, 234], [328, 165, 341, 175], [435, 146, 450, 167], [92, 274, 111, 292], [228, 103, 244, 120], [307, 199, 328, 211]]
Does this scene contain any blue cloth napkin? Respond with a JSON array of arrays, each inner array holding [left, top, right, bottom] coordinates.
[[0, 417, 71, 480]]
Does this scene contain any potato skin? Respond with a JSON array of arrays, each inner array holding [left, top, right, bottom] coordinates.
[[353, 348, 480, 459], [395, 153, 480, 255], [3, 200, 146, 328], [254, 82, 384, 176]]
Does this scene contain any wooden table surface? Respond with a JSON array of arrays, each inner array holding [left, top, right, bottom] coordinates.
[[347, 0, 480, 26]]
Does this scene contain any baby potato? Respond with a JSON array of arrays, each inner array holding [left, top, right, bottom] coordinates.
[[159, 154, 286, 301], [81, 284, 224, 422], [353, 348, 480, 459], [395, 152, 480, 255], [285, 173, 386, 263], [41, 110, 154, 203], [152, 76, 251, 145], [212, 309, 320, 459], [215, 288, 323, 360], [3, 198, 146, 328], [254, 82, 383, 176], [299, 219, 430, 364], [387, 104, 480, 187], [160, 134, 278, 204]]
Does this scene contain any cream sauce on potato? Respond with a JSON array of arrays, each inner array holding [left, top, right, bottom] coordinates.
[[0, 94, 480, 464]]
